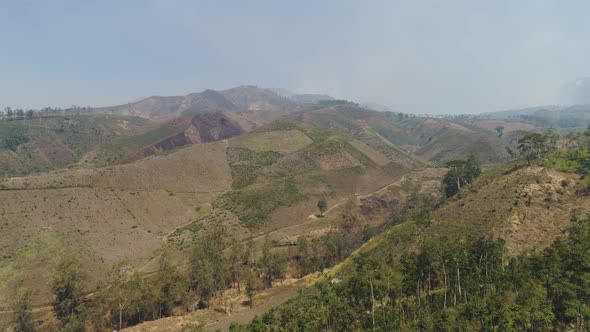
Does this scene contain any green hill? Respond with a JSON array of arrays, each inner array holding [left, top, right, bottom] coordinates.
[[234, 145, 590, 331]]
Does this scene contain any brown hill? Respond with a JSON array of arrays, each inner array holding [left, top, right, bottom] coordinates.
[[93, 86, 298, 119]]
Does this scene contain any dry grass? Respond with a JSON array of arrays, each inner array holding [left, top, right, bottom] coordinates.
[[229, 129, 312, 154], [0, 141, 232, 306], [349, 139, 392, 166], [427, 165, 582, 254]]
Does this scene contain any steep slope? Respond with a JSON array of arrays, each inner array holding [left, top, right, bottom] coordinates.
[[237, 161, 588, 331]]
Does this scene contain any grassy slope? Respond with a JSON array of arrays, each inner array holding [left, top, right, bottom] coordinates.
[[210, 120, 411, 229]]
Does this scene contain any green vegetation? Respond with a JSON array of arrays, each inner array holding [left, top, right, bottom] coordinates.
[[0, 114, 166, 176], [0, 127, 28, 151], [545, 149, 590, 174], [227, 148, 283, 189], [236, 214, 590, 331], [12, 288, 34, 332], [50, 254, 87, 327], [43, 217, 371, 330], [317, 197, 327, 217], [442, 152, 481, 197], [215, 176, 305, 227], [89, 257, 188, 330], [545, 127, 590, 175], [518, 133, 552, 166], [95, 123, 179, 164]]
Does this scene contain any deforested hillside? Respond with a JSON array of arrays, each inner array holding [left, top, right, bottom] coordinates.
[[0, 141, 233, 307], [0, 96, 549, 332]]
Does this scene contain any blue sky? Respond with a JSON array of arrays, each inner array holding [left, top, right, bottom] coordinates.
[[1, 0, 589, 113]]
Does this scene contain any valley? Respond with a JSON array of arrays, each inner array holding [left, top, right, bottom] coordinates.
[[0, 86, 582, 331]]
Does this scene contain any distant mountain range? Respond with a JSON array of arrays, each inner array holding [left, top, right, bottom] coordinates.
[[481, 104, 590, 128], [93, 86, 336, 119]]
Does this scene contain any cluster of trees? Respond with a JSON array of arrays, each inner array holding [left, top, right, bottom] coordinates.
[[539, 126, 590, 195], [443, 129, 564, 197], [442, 152, 481, 197], [0, 107, 34, 121], [238, 214, 590, 331], [0, 127, 29, 151], [0, 106, 93, 121], [517, 129, 559, 166], [12, 216, 374, 331]]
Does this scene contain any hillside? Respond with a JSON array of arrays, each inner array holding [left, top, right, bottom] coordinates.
[[0, 111, 420, 310], [0, 97, 547, 331], [92, 86, 300, 119], [0, 114, 179, 177], [0, 141, 233, 306], [234, 157, 590, 331], [299, 105, 513, 164], [0, 103, 527, 300]]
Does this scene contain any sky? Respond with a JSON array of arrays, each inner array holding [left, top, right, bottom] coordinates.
[[0, 0, 589, 114]]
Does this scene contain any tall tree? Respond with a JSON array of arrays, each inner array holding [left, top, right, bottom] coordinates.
[[518, 133, 547, 166], [229, 241, 246, 292], [442, 153, 481, 197], [244, 268, 258, 308], [12, 287, 34, 332], [50, 254, 87, 325], [156, 254, 186, 318], [189, 222, 227, 307]]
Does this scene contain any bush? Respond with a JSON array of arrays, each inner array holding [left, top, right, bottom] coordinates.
[[576, 176, 590, 195]]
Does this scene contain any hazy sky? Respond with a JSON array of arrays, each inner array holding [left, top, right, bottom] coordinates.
[[1, 0, 589, 113]]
